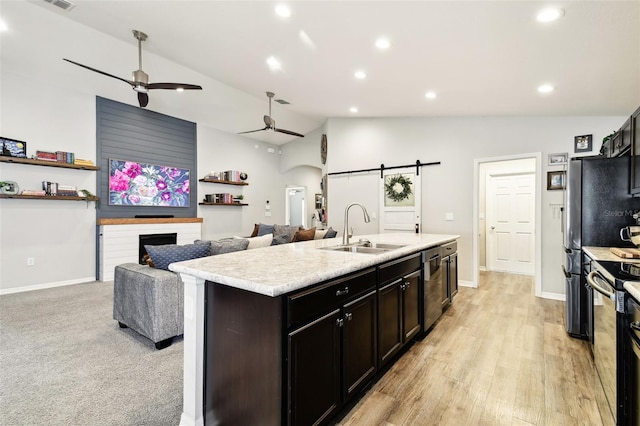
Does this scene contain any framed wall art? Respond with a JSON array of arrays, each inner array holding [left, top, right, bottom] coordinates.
[[547, 171, 566, 190], [548, 152, 568, 166], [574, 134, 593, 153]]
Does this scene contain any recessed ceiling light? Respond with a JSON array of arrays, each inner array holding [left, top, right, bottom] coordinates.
[[536, 7, 564, 23], [266, 56, 282, 71], [354, 70, 367, 79], [375, 37, 390, 50], [425, 91, 437, 100], [275, 4, 291, 18], [537, 84, 555, 94], [350, 107, 358, 113], [0, 19, 7, 32]]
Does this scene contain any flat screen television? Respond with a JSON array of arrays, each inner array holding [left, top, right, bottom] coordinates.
[[108, 159, 190, 207]]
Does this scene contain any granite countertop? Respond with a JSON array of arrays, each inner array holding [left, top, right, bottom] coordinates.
[[625, 282, 640, 302], [583, 246, 640, 263], [169, 233, 459, 297]]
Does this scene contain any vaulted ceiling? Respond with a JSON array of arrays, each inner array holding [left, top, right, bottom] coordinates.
[[9, 1, 640, 143]]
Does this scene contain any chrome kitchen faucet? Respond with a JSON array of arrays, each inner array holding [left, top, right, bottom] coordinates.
[[343, 202, 371, 245]]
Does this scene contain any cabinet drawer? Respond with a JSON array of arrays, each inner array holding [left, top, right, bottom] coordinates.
[[441, 241, 457, 257], [288, 268, 376, 328], [378, 253, 421, 285]]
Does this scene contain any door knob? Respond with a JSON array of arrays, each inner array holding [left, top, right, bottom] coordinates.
[[491, 226, 495, 230]]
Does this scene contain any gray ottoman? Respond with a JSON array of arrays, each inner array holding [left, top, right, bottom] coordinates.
[[113, 263, 184, 349]]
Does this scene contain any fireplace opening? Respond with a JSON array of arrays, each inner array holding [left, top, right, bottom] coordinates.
[[139, 233, 177, 264]]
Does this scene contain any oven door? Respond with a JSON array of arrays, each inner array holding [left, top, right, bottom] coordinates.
[[588, 270, 617, 426]]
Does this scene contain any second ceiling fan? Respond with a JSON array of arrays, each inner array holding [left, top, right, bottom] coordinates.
[[64, 30, 202, 108], [238, 92, 304, 138]]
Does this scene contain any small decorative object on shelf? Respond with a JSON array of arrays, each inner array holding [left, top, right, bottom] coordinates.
[[240, 172, 248, 181], [0, 137, 27, 158], [0, 181, 20, 195]]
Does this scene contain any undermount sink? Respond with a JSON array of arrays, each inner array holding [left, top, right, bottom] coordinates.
[[320, 243, 406, 255]]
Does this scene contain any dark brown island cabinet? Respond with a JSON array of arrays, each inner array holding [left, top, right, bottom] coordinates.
[[203, 252, 430, 426]]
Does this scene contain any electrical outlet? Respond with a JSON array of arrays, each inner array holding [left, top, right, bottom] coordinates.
[[27, 257, 35, 266]]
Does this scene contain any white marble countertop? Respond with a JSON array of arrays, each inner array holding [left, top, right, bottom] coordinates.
[[625, 282, 640, 301], [583, 246, 640, 263], [169, 233, 459, 297]]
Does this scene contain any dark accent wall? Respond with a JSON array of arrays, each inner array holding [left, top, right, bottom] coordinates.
[[96, 97, 197, 218]]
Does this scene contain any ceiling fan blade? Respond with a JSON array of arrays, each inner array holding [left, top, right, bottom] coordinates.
[[146, 83, 203, 91], [138, 92, 149, 107], [63, 58, 135, 87], [238, 127, 269, 135], [275, 128, 305, 138]]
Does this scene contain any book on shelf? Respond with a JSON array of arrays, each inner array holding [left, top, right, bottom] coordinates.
[[74, 158, 94, 166], [20, 190, 46, 196], [35, 150, 58, 161], [205, 170, 245, 182]]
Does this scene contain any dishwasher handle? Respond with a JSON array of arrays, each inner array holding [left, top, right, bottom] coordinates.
[[586, 270, 615, 300]]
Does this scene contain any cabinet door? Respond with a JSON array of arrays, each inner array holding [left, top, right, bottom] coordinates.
[[631, 107, 640, 195], [342, 290, 377, 401], [378, 279, 403, 366], [288, 309, 341, 426], [402, 270, 421, 342]]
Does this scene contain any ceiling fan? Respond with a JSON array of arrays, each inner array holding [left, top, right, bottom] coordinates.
[[238, 92, 305, 138], [63, 30, 202, 108]]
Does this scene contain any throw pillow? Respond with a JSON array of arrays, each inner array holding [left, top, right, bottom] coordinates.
[[204, 238, 250, 255], [292, 227, 316, 242], [314, 229, 328, 240], [324, 227, 338, 239], [257, 223, 275, 237], [250, 224, 259, 238], [273, 224, 300, 243], [144, 241, 211, 271], [234, 234, 273, 249], [271, 234, 291, 245]]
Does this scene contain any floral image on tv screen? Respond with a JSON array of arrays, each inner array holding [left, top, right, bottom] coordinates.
[[109, 159, 190, 207]]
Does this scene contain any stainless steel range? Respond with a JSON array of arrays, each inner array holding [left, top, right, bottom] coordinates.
[[587, 260, 639, 425]]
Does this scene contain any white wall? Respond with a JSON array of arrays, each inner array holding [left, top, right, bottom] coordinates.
[[325, 116, 627, 296]]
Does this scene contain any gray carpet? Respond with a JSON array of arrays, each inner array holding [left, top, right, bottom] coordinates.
[[0, 281, 183, 426]]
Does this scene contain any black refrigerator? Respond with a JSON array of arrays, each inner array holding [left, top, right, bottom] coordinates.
[[562, 155, 640, 339]]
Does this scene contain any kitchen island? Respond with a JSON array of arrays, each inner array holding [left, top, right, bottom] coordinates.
[[170, 232, 458, 426]]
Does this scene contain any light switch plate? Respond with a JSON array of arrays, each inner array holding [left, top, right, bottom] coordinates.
[[265, 211, 272, 217]]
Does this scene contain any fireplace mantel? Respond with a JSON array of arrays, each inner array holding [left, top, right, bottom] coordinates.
[[97, 218, 203, 281], [97, 217, 203, 226]]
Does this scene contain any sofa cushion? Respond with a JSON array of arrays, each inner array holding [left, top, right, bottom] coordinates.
[[234, 234, 273, 249], [314, 229, 328, 240], [324, 227, 338, 239], [208, 238, 250, 255], [292, 227, 316, 242], [144, 241, 211, 271], [271, 234, 291, 245], [256, 223, 275, 237], [273, 224, 300, 243]]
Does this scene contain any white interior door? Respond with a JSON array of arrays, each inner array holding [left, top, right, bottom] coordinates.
[[486, 172, 535, 274], [285, 187, 306, 227], [379, 168, 421, 233]]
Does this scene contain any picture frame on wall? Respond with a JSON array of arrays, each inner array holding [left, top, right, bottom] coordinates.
[[548, 152, 568, 166], [574, 134, 593, 153], [547, 171, 566, 190]]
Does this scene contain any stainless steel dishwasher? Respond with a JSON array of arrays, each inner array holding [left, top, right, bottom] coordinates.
[[422, 247, 443, 332]]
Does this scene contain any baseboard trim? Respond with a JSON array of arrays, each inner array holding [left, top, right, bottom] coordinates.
[[0, 277, 97, 295], [479, 266, 487, 272], [459, 280, 476, 288], [540, 291, 565, 301]]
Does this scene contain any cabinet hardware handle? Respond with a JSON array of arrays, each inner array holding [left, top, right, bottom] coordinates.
[[631, 321, 640, 331], [400, 284, 406, 290], [405, 281, 410, 288], [336, 286, 350, 296], [336, 318, 344, 327], [345, 313, 353, 321]]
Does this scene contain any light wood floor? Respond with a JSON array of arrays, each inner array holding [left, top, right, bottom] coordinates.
[[337, 271, 603, 426]]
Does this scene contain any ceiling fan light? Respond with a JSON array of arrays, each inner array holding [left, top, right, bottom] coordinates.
[[176, 87, 184, 92], [133, 85, 148, 93]]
